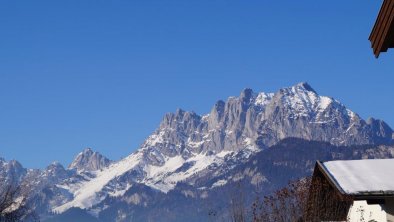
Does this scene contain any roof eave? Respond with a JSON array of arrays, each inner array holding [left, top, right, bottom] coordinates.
[[353, 191, 394, 199], [316, 161, 347, 195], [316, 160, 394, 199]]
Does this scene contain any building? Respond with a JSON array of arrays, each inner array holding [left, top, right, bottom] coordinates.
[[370, 0, 394, 57], [308, 159, 394, 222]]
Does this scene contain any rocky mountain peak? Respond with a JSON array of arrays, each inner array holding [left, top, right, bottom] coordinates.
[[160, 109, 202, 132], [82, 147, 93, 155], [240, 88, 254, 102], [1, 159, 27, 183], [150, 83, 393, 158], [13, 82, 393, 218], [43, 161, 69, 180], [277, 82, 318, 100], [213, 100, 225, 113], [68, 148, 111, 172], [46, 161, 65, 171], [209, 100, 226, 124], [294, 82, 317, 93], [8, 159, 23, 170]]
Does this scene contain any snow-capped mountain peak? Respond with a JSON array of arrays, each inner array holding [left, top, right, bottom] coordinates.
[[4, 82, 392, 218], [277, 82, 335, 118]]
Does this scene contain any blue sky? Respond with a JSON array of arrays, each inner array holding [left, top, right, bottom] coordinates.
[[1, 1, 393, 168]]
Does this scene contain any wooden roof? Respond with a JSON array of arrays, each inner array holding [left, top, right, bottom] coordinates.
[[369, 0, 394, 58]]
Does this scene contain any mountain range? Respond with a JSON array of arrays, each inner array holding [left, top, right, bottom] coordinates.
[[1, 82, 393, 222]]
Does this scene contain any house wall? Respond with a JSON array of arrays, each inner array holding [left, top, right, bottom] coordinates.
[[306, 166, 351, 221], [348, 200, 386, 222], [386, 198, 394, 222]]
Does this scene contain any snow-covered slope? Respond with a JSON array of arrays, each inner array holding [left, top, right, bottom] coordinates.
[[48, 82, 393, 213], [54, 152, 143, 212], [53, 144, 258, 213], [2, 82, 393, 218]]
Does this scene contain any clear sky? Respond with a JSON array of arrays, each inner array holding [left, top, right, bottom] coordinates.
[[1, 1, 393, 169]]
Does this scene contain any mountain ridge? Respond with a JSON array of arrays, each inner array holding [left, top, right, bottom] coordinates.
[[1, 82, 393, 221], [47, 82, 394, 212]]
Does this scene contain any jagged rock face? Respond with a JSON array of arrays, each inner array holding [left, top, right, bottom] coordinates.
[[110, 82, 393, 202], [68, 148, 112, 172], [42, 162, 70, 182], [142, 82, 393, 161], [367, 117, 394, 143], [0, 159, 27, 183], [2, 83, 393, 221], [0, 159, 71, 190], [255, 83, 389, 147]]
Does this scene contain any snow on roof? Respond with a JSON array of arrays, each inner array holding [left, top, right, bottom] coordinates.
[[322, 159, 394, 195]]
